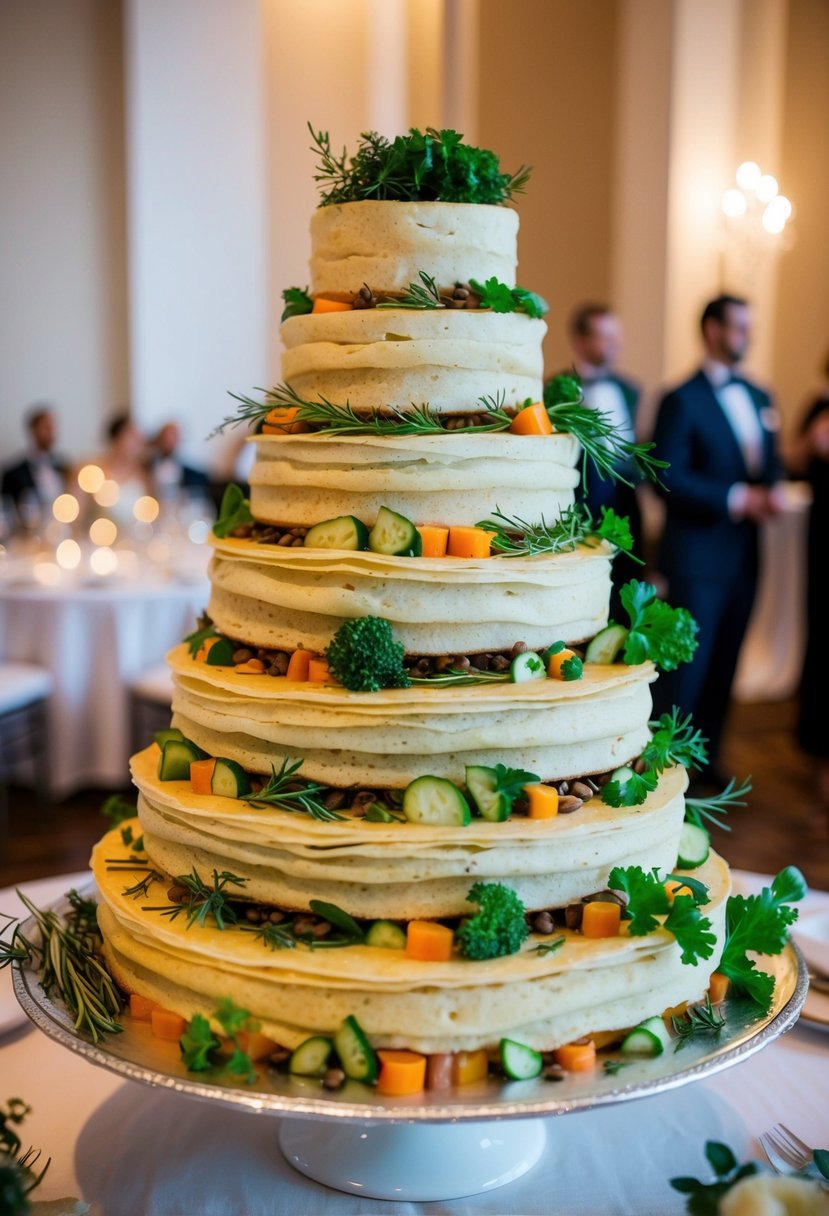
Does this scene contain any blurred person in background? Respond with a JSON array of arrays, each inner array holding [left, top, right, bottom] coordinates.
[[71, 414, 150, 523], [146, 421, 209, 501], [1, 403, 67, 520], [786, 350, 829, 826], [650, 294, 785, 787]]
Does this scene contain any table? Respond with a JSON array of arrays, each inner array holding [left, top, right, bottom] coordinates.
[[0, 565, 209, 795], [1, 872, 827, 1216]]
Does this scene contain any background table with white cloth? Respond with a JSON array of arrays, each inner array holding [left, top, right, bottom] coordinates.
[[1, 872, 827, 1216]]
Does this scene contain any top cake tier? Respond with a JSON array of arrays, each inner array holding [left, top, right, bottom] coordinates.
[[309, 201, 519, 295]]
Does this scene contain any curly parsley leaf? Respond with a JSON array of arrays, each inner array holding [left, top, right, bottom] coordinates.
[[180, 1013, 220, 1071], [619, 580, 699, 671], [561, 655, 584, 681], [601, 769, 659, 808], [718, 867, 807, 1014], [468, 277, 549, 318], [594, 507, 638, 557], [642, 708, 709, 775], [608, 866, 715, 965], [493, 764, 540, 800], [281, 286, 313, 322], [213, 483, 254, 539]]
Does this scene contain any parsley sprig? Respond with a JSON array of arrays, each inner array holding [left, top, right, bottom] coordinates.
[[608, 866, 716, 965], [309, 124, 530, 206], [717, 867, 806, 1013], [180, 997, 259, 1083], [641, 708, 709, 774], [183, 615, 216, 658], [242, 756, 344, 821], [281, 286, 313, 322], [213, 483, 254, 538], [468, 276, 549, 318], [619, 580, 700, 671], [476, 504, 639, 561], [143, 868, 247, 930]]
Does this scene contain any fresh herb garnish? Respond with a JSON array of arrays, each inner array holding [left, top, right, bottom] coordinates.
[[543, 382, 669, 489], [619, 580, 699, 671], [281, 286, 313, 322], [242, 756, 344, 821], [530, 935, 565, 957], [239, 920, 297, 951], [592, 507, 639, 558], [101, 793, 137, 829], [0, 891, 122, 1042], [308, 900, 364, 941], [641, 708, 709, 775], [376, 270, 443, 309], [490, 764, 541, 802], [180, 1014, 220, 1071], [183, 618, 217, 658], [602, 1058, 632, 1076], [120, 824, 133, 847], [0, 1097, 50, 1214], [717, 867, 806, 1014], [363, 802, 407, 822], [476, 504, 639, 561], [121, 870, 163, 900], [468, 276, 549, 318], [213, 483, 254, 539], [600, 769, 659, 808], [326, 615, 411, 693], [671, 1142, 762, 1214], [143, 868, 247, 930], [179, 998, 259, 1083], [608, 866, 716, 966], [560, 655, 583, 681], [685, 777, 752, 832], [309, 124, 530, 207], [670, 994, 726, 1052], [408, 668, 511, 687], [456, 882, 529, 961]]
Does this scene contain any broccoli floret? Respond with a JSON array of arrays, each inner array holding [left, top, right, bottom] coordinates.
[[325, 616, 412, 693], [456, 882, 529, 960]]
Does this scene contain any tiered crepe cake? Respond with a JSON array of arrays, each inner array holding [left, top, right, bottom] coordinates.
[[92, 196, 730, 1056]]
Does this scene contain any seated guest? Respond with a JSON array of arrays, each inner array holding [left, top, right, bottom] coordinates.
[[1, 403, 68, 517], [71, 414, 151, 523], [146, 421, 209, 499]]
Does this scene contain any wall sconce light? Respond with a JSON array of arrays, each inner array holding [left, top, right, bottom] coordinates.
[[719, 162, 793, 292]]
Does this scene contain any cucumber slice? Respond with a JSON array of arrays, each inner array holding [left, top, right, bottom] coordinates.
[[304, 515, 369, 551], [585, 623, 629, 664], [368, 506, 422, 557], [609, 765, 636, 785], [334, 1014, 378, 1083], [204, 637, 235, 666], [210, 757, 252, 798], [465, 765, 511, 822], [158, 738, 207, 780], [402, 776, 471, 826], [677, 821, 710, 869], [365, 920, 406, 949], [509, 651, 546, 683], [153, 727, 184, 749], [289, 1035, 334, 1077], [621, 1015, 673, 1057], [500, 1038, 543, 1080]]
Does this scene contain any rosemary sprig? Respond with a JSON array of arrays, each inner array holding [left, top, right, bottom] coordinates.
[[603, 1058, 632, 1076], [409, 667, 511, 687], [376, 270, 444, 309], [530, 935, 565, 956], [547, 397, 669, 489], [670, 994, 726, 1052], [477, 504, 591, 557], [685, 777, 752, 833], [143, 868, 247, 930], [121, 871, 163, 900], [0, 890, 122, 1042], [239, 921, 296, 950], [242, 756, 345, 821]]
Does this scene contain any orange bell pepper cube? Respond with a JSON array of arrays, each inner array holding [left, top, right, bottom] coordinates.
[[525, 784, 559, 818], [446, 526, 494, 559], [190, 758, 217, 795], [377, 1049, 428, 1095], [553, 1039, 597, 1072], [308, 657, 339, 684], [452, 1048, 489, 1085], [312, 298, 353, 313], [195, 636, 223, 662], [235, 658, 266, 674], [261, 406, 312, 435], [546, 648, 579, 679], [129, 993, 158, 1021], [150, 1008, 187, 1042], [663, 879, 694, 904], [509, 402, 554, 435], [417, 525, 449, 557], [405, 920, 454, 962], [286, 650, 311, 681], [707, 971, 730, 1005], [237, 1030, 280, 1062], [581, 900, 622, 939]]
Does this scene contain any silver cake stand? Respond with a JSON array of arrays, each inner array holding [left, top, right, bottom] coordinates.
[[11, 887, 809, 1201]]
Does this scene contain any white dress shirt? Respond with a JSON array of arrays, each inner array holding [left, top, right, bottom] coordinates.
[[702, 360, 767, 519], [575, 364, 635, 447]]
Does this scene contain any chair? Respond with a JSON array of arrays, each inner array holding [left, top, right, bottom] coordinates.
[[0, 662, 54, 831], [128, 663, 175, 753]]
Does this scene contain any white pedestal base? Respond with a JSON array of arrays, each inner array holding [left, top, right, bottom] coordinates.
[[278, 1116, 547, 1201]]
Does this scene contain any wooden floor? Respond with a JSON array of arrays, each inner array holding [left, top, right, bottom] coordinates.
[[1, 697, 828, 892]]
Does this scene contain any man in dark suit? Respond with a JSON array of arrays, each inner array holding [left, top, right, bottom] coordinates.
[[558, 303, 642, 606], [1, 404, 67, 517], [651, 294, 784, 783]]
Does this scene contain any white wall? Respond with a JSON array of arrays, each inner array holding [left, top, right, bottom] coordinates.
[[0, 0, 128, 466]]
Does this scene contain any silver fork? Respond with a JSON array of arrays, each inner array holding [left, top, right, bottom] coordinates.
[[759, 1124, 826, 1184]]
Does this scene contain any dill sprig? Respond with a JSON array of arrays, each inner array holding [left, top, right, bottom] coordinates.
[[143, 868, 247, 930], [685, 777, 752, 833], [0, 890, 122, 1042], [546, 394, 669, 489], [213, 383, 513, 437], [242, 756, 345, 821], [376, 270, 444, 309], [670, 994, 726, 1052]]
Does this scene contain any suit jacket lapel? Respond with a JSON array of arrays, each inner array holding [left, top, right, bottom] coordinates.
[[696, 372, 750, 479]]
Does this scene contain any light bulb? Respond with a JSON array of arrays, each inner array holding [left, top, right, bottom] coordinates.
[[736, 161, 761, 190], [722, 188, 747, 218], [762, 201, 787, 235], [756, 174, 778, 203]]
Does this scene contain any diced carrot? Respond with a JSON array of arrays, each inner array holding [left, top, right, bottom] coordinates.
[[261, 406, 312, 434], [509, 402, 554, 436], [425, 1052, 454, 1090], [286, 650, 311, 681], [662, 1001, 688, 1023], [546, 648, 578, 679], [446, 526, 493, 559], [525, 784, 559, 818], [312, 298, 353, 313], [308, 657, 338, 683], [237, 1030, 279, 1061], [707, 971, 730, 1005], [581, 900, 621, 939], [234, 658, 266, 674], [195, 636, 223, 662], [190, 758, 217, 795], [129, 993, 158, 1021], [417, 525, 449, 557], [452, 1048, 489, 1086], [377, 1049, 428, 1095], [664, 879, 693, 903], [150, 1008, 187, 1042], [553, 1039, 596, 1072], [405, 920, 454, 962]]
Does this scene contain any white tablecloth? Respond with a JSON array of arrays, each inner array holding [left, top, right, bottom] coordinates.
[[1, 873, 827, 1215], [0, 571, 208, 794]]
